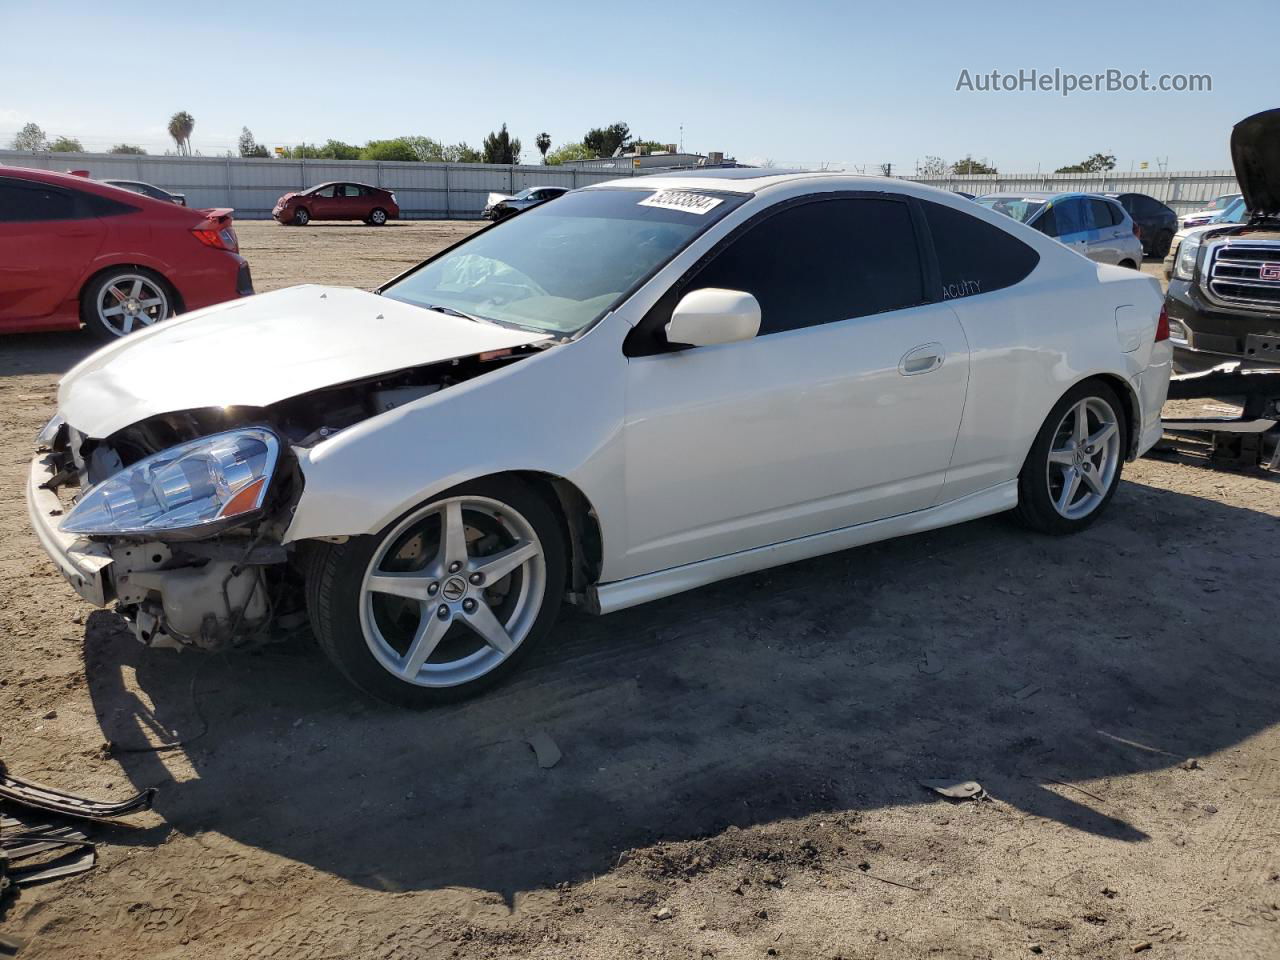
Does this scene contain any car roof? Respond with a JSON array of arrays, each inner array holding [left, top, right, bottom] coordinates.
[[1, 164, 147, 198], [585, 169, 931, 196], [979, 191, 1123, 202], [308, 180, 379, 189]]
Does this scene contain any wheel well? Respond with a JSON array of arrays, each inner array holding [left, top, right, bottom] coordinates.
[[80, 264, 184, 314], [1082, 373, 1140, 458], [1119, 259, 1137, 269], [510, 470, 603, 596]]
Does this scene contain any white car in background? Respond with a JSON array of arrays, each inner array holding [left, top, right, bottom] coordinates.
[[1163, 195, 1251, 279], [1180, 192, 1242, 229], [28, 172, 1172, 706]]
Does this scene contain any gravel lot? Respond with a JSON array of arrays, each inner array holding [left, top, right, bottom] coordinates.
[[1, 221, 1278, 959]]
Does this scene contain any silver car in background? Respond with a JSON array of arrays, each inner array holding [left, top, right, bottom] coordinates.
[[977, 192, 1145, 268]]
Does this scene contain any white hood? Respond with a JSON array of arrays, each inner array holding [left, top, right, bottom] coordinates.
[[59, 285, 550, 438]]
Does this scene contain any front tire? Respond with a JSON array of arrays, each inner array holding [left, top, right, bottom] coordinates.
[[305, 477, 565, 707], [81, 268, 173, 341], [1014, 381, 1127, 535], [292, 207, 310, 226]]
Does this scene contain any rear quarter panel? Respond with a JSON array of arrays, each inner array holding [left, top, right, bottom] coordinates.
[[938, 233, 1163, 504]]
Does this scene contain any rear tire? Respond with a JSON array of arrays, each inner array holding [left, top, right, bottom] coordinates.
[[292, 207, 310, 226], [305, 476, 565, 707], [1014, 381, 1128, 535], [80, 267, 174, 342], [368, 208, 388, 226]]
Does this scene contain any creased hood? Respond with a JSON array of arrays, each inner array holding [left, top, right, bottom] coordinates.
[[1231, 108, 1280, 218], [59, 285, 550, 438]]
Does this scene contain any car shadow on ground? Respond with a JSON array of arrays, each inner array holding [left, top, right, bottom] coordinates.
[[0, 331, 100, 378], [84, 477, 1279, 903]]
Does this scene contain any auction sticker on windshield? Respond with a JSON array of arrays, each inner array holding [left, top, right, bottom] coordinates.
[[638, 190, 725, 215]]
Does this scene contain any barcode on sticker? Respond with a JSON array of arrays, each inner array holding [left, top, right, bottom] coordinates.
[[638, 191, 724, 215]]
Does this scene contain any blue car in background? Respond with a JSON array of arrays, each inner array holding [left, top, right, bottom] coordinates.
[[976, 191, 1145, 268]]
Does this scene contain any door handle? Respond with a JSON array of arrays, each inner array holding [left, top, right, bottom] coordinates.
[[899, 342, 945, 376]]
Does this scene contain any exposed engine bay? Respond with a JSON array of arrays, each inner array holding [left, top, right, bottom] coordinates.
[[37, 347, 538, 652]]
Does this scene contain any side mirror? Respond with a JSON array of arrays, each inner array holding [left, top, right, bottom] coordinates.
[[665, 288, 761, 348]]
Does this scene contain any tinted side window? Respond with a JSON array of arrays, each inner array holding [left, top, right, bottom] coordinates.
[[0, 182, 78, 222], [1090, 199, 1120, 227], [1054, 199, 1088, 235], [342, 184, 362, 197], [922, 200, 1039, 299], [689, 198, 924, 336], [1033, 206, 1057, 236], [314, 185, 336, 198]]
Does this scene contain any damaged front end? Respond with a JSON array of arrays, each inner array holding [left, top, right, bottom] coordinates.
[[30, 347, 538, 651]]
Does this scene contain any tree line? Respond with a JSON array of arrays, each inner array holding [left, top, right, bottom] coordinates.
[[8, 114, 670, 167], [916, 152, 1119, 177]]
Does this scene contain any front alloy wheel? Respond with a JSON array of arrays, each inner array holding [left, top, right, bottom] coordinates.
[[306, 478, 565, 706], [1015, 381, 1127, 534]]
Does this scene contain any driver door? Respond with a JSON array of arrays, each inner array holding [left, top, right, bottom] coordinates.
[[619, 196, 970, 580]]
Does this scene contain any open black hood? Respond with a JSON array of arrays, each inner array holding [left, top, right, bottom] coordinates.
[[1230, 108, 1280, 217]]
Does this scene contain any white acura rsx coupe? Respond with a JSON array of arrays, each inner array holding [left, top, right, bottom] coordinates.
[[28, 170, 1172, 706]]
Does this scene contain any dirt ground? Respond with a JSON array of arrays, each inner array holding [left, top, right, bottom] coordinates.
[[1, 221, 1278, 959]]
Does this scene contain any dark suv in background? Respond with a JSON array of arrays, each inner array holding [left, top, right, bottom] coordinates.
[[1104, 192, 1178, 258], [1165, 108, 1280, 372]]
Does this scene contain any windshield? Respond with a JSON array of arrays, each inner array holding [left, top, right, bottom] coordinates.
[[382, 187, 747, 336], [511, 188, 535, 200], [1214, 197, 1248, 222], [977, 196, 1047, 223], [1207, 194, 1239, 210]]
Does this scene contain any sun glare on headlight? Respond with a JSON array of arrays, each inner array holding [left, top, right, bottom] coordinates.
[[61, 428, 280, 536]]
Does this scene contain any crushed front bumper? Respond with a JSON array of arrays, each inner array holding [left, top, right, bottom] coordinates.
[[26, 453, 112, 606]]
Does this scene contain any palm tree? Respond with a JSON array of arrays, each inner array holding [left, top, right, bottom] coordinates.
[[536, 132, 551, 164], [167, 111, 195, 156]]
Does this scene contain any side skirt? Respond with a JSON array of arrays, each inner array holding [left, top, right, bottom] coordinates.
[[587, 481, 1018, 615]]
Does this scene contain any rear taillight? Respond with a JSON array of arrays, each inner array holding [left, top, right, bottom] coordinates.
[[191, 224, 238, 253], [1155, 305, 1170, 342], [1132, 221, 1141, 238]]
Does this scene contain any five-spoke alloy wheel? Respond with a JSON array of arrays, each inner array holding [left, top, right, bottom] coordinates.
[[1015, 381, 1128, 534], [81, 268, 172, 341], [306, 478, 565, 706]]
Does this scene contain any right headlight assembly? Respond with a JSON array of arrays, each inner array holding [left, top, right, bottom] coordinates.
[[61, 428, 280, 537], [1174, 235, 1201, 281]]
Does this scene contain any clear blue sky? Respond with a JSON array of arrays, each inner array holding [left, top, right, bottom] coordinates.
[[3, 0, 1276, 172]]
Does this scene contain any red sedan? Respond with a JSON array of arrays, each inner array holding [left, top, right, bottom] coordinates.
[[0, 166, 252, 340], [272, 181, 399, 226]]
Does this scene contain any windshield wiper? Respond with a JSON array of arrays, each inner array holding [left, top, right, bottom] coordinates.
[[421, 303, 499, 326]]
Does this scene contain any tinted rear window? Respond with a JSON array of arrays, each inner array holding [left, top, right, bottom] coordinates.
[[921, 199, 1040, 299]]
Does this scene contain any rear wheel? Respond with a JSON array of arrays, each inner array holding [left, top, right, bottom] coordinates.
[[368, 207, 388, 226], [81, 268, 173, 341], [292, 207, 310, 226], [1151, 229, 1173, 259], [305, 477, 565, 707], [1014, 381, 1127, 534]]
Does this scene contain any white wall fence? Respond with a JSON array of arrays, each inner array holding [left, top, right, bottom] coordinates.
[[908, 170, 1239, 216], [0, 150, 646, 219], [1, 150, 1241, 218]]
